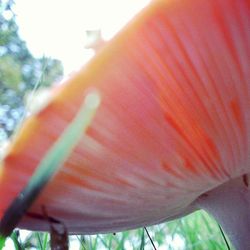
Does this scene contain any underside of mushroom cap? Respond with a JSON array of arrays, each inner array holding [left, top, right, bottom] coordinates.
[[0, 0, 249, 234]]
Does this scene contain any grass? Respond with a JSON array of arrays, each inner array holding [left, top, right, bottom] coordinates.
[[3, 210, 233, 250]]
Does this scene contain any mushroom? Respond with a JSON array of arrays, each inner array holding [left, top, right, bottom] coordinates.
[[0, 0, 249, 249]]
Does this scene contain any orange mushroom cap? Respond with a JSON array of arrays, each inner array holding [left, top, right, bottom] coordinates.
[[0, 0, 249, 235]]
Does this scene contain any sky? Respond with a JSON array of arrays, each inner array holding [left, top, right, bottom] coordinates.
[[13, 0, 150, 75]]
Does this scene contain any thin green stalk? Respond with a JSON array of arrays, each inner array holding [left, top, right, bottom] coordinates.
[[218, 224, 231, 250], [0, 91, 100, 239]]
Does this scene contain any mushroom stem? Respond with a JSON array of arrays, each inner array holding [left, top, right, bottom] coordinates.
[[195, 175, 250, 250]]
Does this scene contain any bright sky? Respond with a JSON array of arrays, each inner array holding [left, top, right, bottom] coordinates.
[[13, 0, 150, 75]]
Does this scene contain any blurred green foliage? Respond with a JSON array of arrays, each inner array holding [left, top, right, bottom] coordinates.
[[0, 0, 63, 140], [4, 210, 232, 249]]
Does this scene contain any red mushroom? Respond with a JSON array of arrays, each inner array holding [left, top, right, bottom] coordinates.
[[0, 0, 249, 249]]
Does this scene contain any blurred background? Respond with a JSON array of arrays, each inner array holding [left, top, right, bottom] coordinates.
[[0, 0, 232, 249]]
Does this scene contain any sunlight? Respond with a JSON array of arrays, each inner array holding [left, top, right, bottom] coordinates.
[[14, 0, 150, 75]]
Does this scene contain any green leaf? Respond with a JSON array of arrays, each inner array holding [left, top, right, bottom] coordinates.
[[0, 235, 6, 249]]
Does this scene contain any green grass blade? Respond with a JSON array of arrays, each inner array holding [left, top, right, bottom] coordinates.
[[0, 91, 101, 239], [139, 229, 145, 250], [10, 231, 23, 250]]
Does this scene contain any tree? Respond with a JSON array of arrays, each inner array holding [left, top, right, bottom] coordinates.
[[0, 0, 63, 141]]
